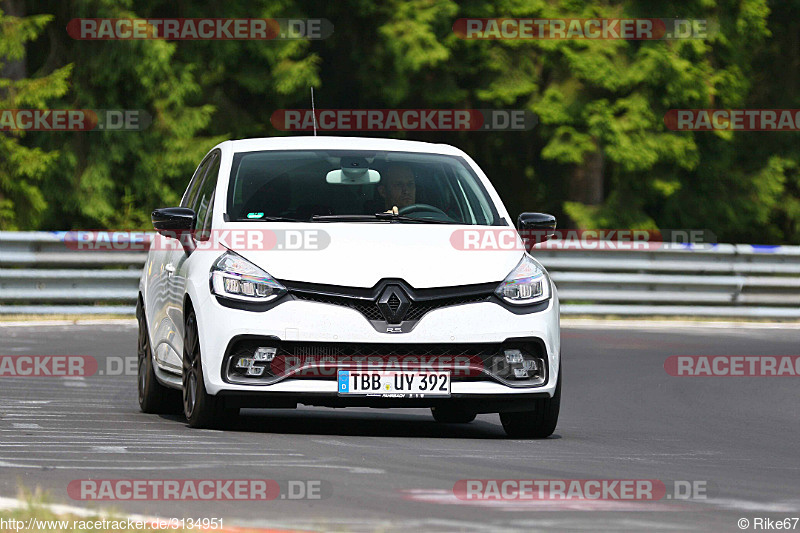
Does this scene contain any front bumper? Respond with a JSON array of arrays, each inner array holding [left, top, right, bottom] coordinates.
[[217, 388, 552, 413], [192, 288, 560, 402]]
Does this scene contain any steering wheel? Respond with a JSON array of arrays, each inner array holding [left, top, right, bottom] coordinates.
[[398, 203, 449, 218]]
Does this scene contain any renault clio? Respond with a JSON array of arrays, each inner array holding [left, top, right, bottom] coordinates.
[[138, 137, 561, 438]]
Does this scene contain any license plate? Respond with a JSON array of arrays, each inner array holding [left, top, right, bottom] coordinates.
[[337, 370, 451, 397]]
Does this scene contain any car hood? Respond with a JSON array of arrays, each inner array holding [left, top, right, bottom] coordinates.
[[225, 222, 525, 288]]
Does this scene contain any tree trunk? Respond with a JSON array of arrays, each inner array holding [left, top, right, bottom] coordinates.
[[568, 143, 604, 205], [0, 0, 27, 80]]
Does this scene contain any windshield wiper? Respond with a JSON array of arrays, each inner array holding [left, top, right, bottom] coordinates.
[[242, 216, 304, 222], [376, 213, 457, 224], [310, 215, 381, 222], [310, 213, 456, 224]]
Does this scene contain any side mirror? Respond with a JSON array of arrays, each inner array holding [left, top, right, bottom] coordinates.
[[152, 207, 195, 234], [517, 212, 557, 252], [152, 207, 196, 254]]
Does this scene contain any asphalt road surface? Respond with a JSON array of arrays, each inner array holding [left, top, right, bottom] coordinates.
[[1, 322, 798, 532]]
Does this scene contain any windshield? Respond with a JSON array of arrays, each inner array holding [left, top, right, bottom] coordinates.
[[226, 150, 502, 225]]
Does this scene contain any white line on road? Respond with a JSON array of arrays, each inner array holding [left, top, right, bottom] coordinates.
[[89, 446, 127, 453], [0, 451, 305, 456], [0, 459, 379, 473]]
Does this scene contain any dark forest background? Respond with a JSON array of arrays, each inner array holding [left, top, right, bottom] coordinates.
[[1, 0, 799, 243]]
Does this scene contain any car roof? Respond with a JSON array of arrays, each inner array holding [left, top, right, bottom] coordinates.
[[216, 136, 467, 156]]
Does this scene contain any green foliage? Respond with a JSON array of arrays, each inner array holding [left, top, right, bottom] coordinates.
[[0, 0, 797, 243], [0, 8, 71, 229]]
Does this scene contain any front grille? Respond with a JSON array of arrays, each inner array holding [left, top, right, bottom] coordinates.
[[291, 291, 491, 323], [279, 341, 500, 358], [404, 294, 490, 321], [291, 293, 384, 320], [293, 344, 344, 357]]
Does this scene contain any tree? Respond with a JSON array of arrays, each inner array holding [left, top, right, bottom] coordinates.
[[25, 0, 224, 230], [0, 1, 71, 229], [2, 0, 797, 243]]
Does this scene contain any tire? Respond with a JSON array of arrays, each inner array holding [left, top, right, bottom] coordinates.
[[431, 406, 477, 424], [500, 367, 561, 439], [182, 310, 238, 428], [136, 298, 181, 414]]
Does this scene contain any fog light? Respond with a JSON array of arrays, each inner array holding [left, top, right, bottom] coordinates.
[[513, 368, 529, 379], [504, 349, 524, 364], [254, 347, 277, 362], [236, 357, 254, 368], [523, 359, 539, 372], [246, 365, 265, 376]]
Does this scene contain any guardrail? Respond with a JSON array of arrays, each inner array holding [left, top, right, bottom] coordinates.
[[536, 243, 800, 318], [0, 232, 145, 315], [1, 232, 799, 318]]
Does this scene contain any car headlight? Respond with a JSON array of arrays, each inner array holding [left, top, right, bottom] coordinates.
[[494, 254, 551, 305], [210, 251, 286, 302]]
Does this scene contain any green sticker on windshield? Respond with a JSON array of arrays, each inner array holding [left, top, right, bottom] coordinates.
[[247, 212, 264, 219]]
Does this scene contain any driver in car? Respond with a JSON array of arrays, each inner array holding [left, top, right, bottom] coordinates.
[[377, 163, 416, 214]]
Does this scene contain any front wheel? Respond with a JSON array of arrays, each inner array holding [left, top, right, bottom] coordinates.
[[500, 367, 561, 438], [182, 310, 238, 428]]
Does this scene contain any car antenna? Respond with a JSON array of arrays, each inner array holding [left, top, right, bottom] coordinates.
[[311, 86, 317, 136]]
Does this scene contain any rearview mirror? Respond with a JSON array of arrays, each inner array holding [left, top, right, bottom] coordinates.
[[326, 168, 381, 185], [326, 156, 381, 185], [517, 212, 557, 252]]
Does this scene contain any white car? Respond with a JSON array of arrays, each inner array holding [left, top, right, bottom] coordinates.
[[138, 136, 561, 437]]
